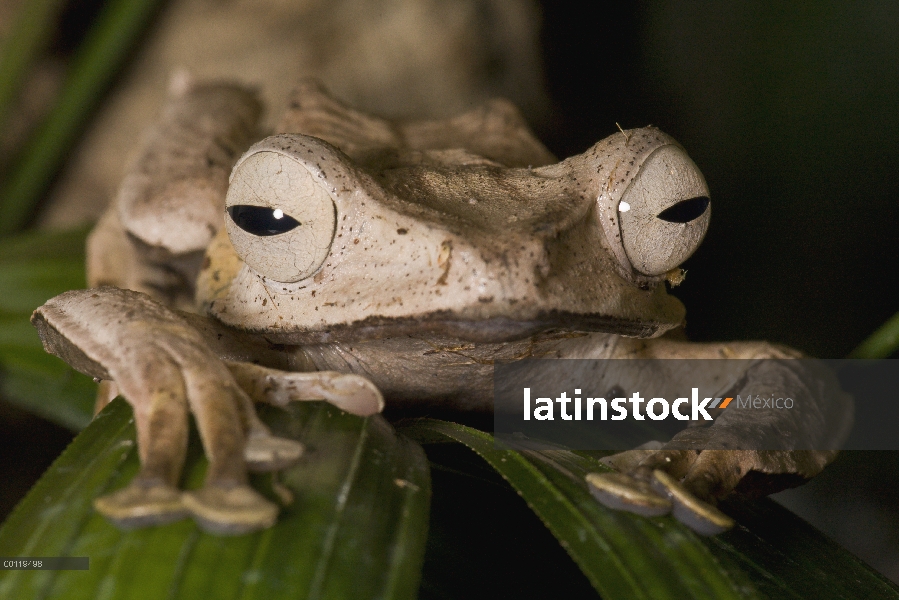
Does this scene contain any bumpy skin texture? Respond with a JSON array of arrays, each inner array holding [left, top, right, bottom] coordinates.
[[33, 80, 851, 535]]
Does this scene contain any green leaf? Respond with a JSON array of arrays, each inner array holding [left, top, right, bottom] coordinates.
[[400, 419, 899, 600], [0, 226, 89, 311], [0, 398, 431, 600], [0, 227, 95, 430], [848, 309, 899, 358], [708, 497, 899, 599], [0, 341, 96, 430]]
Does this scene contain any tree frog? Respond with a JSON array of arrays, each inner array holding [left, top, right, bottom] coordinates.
[[31, 78, 851, 536]]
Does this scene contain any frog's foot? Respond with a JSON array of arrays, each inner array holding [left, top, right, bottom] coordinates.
[[94, 481, 187, 529], [33, 288, 292, 534], [586, 358, 852, 535], [590, 440, 837, 535], [588, 439, 731, 533], [588, 432, 739, 535], [243, 430, 304, 472], [183, 483, 279, 535], [587, 448, 737, 536]]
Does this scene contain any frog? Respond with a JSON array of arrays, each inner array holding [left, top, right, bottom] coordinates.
[[31, 77, 852, 536]]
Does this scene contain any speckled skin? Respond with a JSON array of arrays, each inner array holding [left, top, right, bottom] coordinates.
[[201, 131, 688, 342], [31, 81, 851, 535]]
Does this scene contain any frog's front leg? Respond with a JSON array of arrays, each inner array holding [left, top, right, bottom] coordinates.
[[96, 345, 190, 527], [32, 287, 304, 534], [585, 338, 853, 535]]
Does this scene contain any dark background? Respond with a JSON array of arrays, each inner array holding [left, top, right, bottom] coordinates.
[[539, 2, 899, 359], [2, 0, 898, 587], [536, 2, 899, 582]]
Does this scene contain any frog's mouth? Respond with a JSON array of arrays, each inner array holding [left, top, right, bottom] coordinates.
[[249, 308, 683, 346], [200, 230, 687, 346], [200, 212, 688, 346]]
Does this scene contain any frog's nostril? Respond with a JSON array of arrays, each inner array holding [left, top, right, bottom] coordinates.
[[227, 205, 301, 236], [656, 196, 710, 223]]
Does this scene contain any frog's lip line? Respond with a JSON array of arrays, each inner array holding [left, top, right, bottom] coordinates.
[[241, 310, 680, 346]]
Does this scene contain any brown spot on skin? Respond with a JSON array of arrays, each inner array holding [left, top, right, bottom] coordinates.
[[314, 270, 325, 283], [202, 256, 211, 270], [262, 298, 268, 306], [397, 228, 408, 235], [436, 240, 452, 285]]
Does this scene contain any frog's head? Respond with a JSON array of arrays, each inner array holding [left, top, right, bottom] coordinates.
[[198, 128, 709, 344]]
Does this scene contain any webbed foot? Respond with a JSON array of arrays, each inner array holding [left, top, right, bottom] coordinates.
[[585, 358, 851, 535], [33, 288, 307, 534], [587, 448, 737, 536]]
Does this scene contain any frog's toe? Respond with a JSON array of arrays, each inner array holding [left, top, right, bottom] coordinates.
[[634, 448, 739, 534], [183, 484, 278, 535], [326, 374, 385, 416], [651, 469, 735, 535], [585, 472, 672, 517], [94, 481, 187, 528], [243, 432, 304, 472]]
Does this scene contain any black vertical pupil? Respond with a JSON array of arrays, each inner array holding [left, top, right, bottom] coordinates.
[[227, 205, 301, 236]]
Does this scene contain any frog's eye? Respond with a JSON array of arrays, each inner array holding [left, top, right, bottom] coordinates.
[[617, 145, 711, 276], [225, 150, 337, 283], [227, 206, 301, 236]]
